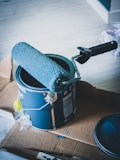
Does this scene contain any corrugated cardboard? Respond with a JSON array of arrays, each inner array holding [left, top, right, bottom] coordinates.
[[0, 56, 12, 92], [0, 122, 115, 160], [0, 56, 18, 113], [0, 77, 9, 91], [0, 56, 12, 80], [0, 81, 18, 113], [51, 83, 120, 146], [0, 56, 120, 160]]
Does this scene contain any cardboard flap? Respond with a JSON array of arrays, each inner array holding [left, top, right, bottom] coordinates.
[[0, 56, 12, 80], [0, 81, 18, 113], [0, 122, 115, 160], [0, 77, 9, 91], [50, 81, 120, 146]]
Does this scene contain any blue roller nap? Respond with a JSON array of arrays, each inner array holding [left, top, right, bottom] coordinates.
[[12, 42, 69, 92]]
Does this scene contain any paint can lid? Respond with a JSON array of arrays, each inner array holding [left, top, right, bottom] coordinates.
[[94, 113, 120, 159]]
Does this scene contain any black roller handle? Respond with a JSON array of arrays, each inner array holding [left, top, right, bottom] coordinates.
[[76, 41, 118, 64]]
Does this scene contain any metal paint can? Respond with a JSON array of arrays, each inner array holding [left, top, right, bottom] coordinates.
[[15, 54, 76, 130]]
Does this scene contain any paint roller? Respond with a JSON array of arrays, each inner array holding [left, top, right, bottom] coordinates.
[[12, 42, 70, 92], [12, 41, 117, 93]]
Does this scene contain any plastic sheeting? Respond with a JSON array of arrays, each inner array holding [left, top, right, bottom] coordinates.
[[0, 109, 27, 160], [0, 109, 15, 143]]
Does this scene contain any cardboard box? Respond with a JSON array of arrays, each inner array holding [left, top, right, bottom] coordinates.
[[0, 56, 18, 113], [0, 122, 116, 160], [0, 56, 120, 160], [51, 82, 120, 145]]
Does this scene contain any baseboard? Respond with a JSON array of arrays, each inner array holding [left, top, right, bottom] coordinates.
[[86, 0, 120, 24]]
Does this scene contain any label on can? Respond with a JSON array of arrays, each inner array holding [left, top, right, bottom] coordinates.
[[63, 86, 74, 120]]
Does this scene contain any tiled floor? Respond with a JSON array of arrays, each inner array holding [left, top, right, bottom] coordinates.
[[0, 0, 120, 92]]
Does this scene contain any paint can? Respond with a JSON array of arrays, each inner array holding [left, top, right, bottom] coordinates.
[[15, 54, 77, 130]]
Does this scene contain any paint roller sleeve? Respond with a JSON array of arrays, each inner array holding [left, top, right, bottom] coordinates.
[[12, 42, 69, 92]]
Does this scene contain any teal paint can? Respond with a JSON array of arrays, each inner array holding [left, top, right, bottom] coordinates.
[[15, 54, 77, 130]]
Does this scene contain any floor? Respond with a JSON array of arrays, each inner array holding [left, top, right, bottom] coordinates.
[[0, 0, 120, 93]]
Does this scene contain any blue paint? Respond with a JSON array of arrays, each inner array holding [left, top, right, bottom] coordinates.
[[56, 135, 65, 139], [98, 0, 111, 11]]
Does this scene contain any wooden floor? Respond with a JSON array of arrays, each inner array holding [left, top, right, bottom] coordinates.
[[0, 0, 120, 93]]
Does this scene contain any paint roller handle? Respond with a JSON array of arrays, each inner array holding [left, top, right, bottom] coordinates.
[[76, 41, 118, 64], [89, 40, 118, 56]]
